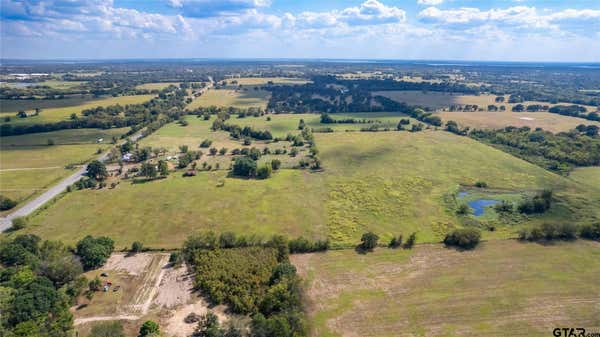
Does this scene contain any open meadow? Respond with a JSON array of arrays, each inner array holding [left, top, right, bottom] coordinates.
[[134, 82, 181, 90], [186, 88, 270, 109], [224, 77, 309, 86], [0, 128, 128, 212], [292, 240, 600, 337], [437, 109, 600, 133], [0, 94, 155, 125], [19, 129, 595, 248]]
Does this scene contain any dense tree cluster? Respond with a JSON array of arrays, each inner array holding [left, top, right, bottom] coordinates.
[[184, 232, 307, 336], [0, 235, 90, 337], [469, 126, 600, 173], [1, 86, 186, 137]]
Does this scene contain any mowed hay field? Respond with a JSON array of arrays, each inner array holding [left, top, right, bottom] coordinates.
[[438, 109, 600, 133], [376, 91, 600, 132], [19, 129, 589, 248], [187, 88, 270, 109], [0, 96, 93, 113], [0, 94, 155, 125], [292, 240, 600, 337]]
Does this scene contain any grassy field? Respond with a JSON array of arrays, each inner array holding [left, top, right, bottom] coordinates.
[[0, 168, 69, 205], [1, 127, 128, 146], [0, 96, 94, 113], [226, 112, 418, 137], [0, 128, 127, 212], [20, 170, 327, 248], [292, 240, 600, 337], [1, 80, 86, 89], [17, 129, 592, 248], [138, 115, 307, 168], [134, 82, 180, 90], [374, 91, 499, 109], [187, 88, 270, 109], [0, 94, 154, 125], [315, 131, 585, 246], [438, 109, 600, 133], [225, 77, 309, 86]]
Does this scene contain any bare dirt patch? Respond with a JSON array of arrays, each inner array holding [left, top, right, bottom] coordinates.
[[103, 253, 154, 276], [164, 297, 229, 337]]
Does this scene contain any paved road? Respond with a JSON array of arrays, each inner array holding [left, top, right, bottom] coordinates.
[[0, 132, 144, 232]]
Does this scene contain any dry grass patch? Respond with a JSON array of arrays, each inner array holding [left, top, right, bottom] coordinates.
[[292, 240, 600, 337]]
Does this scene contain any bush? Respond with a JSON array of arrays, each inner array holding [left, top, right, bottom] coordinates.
[[580, 223, 600, 241], [271, 159, 281, 170], [169, 251, 182, 265], [139, 321, 159, 337], [456, 204, 470, 215], [494, 200, 513, 213], [403, 232, 417, 249], [474, 181, 488, 188], [0, 195, 18, 211], [232, 157, 257, 177], [131, 241, 144, 253], [11, 217, 27, 230], [256, 164, 272, 179], [518, 190, 552, 214], [288, 237, 329, 253], [444, 228, 481, 249], [360, 232, 379, 251], [200, 139, 212, 148], [388, 235, 403, 248], [518, 223, 578, 242], [76, 236, 115, 270]]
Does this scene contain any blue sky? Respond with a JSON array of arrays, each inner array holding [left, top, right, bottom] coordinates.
[[1, 0, 599, 61]]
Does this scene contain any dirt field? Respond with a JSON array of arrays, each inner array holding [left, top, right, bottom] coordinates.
[[292, 240, 600, 337], [73, 253, 232, 337]]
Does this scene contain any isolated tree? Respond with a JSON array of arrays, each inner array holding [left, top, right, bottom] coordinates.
[[86, 160, 108, 181], [271, 159, 281, 170], [76, 235, 114, 270], [158, 160, 169, 176], [139, 321, 159, 337], [140, 162, 157, 179], [360, 232, 379, 251], [256, 164, 272, 179], [0, 195, 17, 211], [404, 232, 417, 249], [179, 145, 189, 153], [131, 241, 144, 253], [232, 157, 257, 177]]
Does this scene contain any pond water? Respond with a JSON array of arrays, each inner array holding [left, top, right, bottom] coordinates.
[[457, 191, 499, 216], [468, 199, 499, 216]]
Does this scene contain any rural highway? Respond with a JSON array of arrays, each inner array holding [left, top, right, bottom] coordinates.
[[0, 132, 144, 232]]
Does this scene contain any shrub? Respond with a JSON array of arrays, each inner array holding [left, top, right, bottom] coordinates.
[[11, 217, 27, 230], [169, 251, 182, 265], [456, 204, 471, 215], [131, 241, 143, 253], [474, 181, 488, 188], [444, 228, 481, 249], [219, 147, 228, 155], [518, 190, 552, 214], [256, 164, 272, 179], [403, 232, 417, 249], [232, 157, 257, 177], [388, 235, 403, 248], [288, 237, 329, 253], [271, 159, 281, 170], [200, 139, 212, 148], [494, 200, 513, 213], [360, 232, 379, 251], [76, 236, 115, 270], [518, 223, 578, 242], [580, 223, 600, 241], [139, 321, 159, 337]]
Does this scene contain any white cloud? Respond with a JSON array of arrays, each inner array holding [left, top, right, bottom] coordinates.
[[417, 0, 443, 5], [418, 5, 600, 32]]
